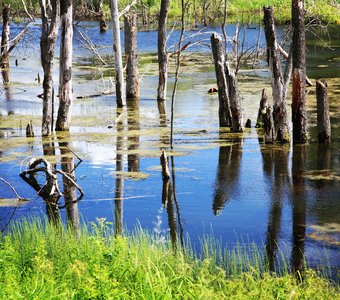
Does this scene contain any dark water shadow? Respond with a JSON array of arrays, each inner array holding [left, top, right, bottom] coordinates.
[[212, 139, 243, 215]]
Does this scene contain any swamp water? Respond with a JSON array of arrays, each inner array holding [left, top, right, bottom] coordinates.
[[0, 21, 339, 279]]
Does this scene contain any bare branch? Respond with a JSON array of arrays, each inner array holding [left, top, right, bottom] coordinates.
[[118, 0, 138, 18], [0, 177, 27, 201]]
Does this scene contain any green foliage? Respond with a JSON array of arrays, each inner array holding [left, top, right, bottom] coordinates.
[[0, 218, 339, 299]]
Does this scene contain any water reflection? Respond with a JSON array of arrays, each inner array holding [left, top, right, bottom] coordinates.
[[212, 140, 243, 215], [127, 99, 140, 172], [1, 68, 14, 115], [291, 145, 307, 279], [58, 135, 80, 234], [261, 145, 290, 272], [114, 109, 125, 236]]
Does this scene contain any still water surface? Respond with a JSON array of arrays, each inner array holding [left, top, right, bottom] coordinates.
[[0, 22, 339, 278]]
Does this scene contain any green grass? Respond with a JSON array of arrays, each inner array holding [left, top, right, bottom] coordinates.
[[0, 218, 338, 299]]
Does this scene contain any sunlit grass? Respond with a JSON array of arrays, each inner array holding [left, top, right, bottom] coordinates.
[[0, 218, 338, 299]]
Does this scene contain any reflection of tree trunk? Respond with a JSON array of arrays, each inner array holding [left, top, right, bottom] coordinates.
[[161, 155, 184, 252], [115, 111, 125, 236], [58, 136, 80, 234], [263, 147, 290, 272], [127, 100, 140, 172], [157, 101, 169, 148], [315, 143, 331, 189], [291, 145, 307, 280], [2, 69, 13, 115], [212, 140, 242, 215]]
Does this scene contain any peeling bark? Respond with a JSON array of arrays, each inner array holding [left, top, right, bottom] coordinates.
[[291, 0, 307, 143]]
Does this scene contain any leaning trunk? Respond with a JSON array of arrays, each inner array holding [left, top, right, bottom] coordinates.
[[124, 13, 139, 100], [111, 0, 126, 106], [291, 0, 307, 143], [56, 0, 73, 131], [263, 6, 289, 143], [40, 0, 60, 136], [157, 0, 170, 101]]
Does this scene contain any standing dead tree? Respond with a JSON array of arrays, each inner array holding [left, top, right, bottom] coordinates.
[[40, 0, 60, 136], [111, 0, 126, 107], [1, 5, 10, 70], [56, 0, 73, 131], [124, 12, 139, 100], [263, 6, 291, 143], [211, 33, 231, 128], [291, 0, 307, 143], [211, 33, 243, 132], [316, 80, 330, 143], [157, 0, 170, 101]]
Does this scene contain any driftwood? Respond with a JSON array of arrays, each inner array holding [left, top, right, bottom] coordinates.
[[20, 157, 84, 201], [316, 80, 331, 143], [0, 177, 28, 201]]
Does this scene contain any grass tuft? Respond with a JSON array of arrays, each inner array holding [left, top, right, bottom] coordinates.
[[0, 218, 339, 299]]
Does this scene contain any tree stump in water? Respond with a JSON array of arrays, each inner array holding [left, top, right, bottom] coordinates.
[[316, 80, 331, 143], [264, 107, 275, 144], [256, 89, 269, 128], [26, 121, 34, 137]]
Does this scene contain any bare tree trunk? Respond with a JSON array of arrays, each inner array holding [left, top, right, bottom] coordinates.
[[124, 13, 139, 100], [56, 0, 73, 131], [111, 0, 126, 106], [256, 88, 268, 128], [210, 33, 231, 128], [225, 63, 243, 132], [291, 0, 307, 143], [157, 0, 170, 101], [1, 5, 10, 70], [40, 0, 60, 136], [316, 80, 331, 143], [263, 6, 290, 143]]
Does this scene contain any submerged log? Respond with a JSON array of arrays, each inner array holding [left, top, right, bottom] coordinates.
[[316, 80, 331, 143]]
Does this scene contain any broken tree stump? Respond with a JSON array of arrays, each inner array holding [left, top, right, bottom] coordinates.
[[264, 106, 275, 144], [26, 120, 34, 137], [256, 89, 269, 128], [316, 80, 331, 143], [210, 33, 231, 128]]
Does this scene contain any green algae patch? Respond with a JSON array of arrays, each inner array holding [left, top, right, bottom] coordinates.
[[112, 171, 151, 180]]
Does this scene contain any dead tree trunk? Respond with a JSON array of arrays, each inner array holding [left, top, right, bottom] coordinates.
[[316, 80, 330, 143], [40, 0, 60, 136], [1, 5, 10, 69], [124, 12, 139, 100], [225, 63, 243, 132], [291, 0, 307, 143], [263, 6, 290, 143], [157, 0, 170, 101], [56, 0, 73, 131], [111, 0, 126, 106], [210, 33, 231, 128], [256, 88, 269, 128]]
